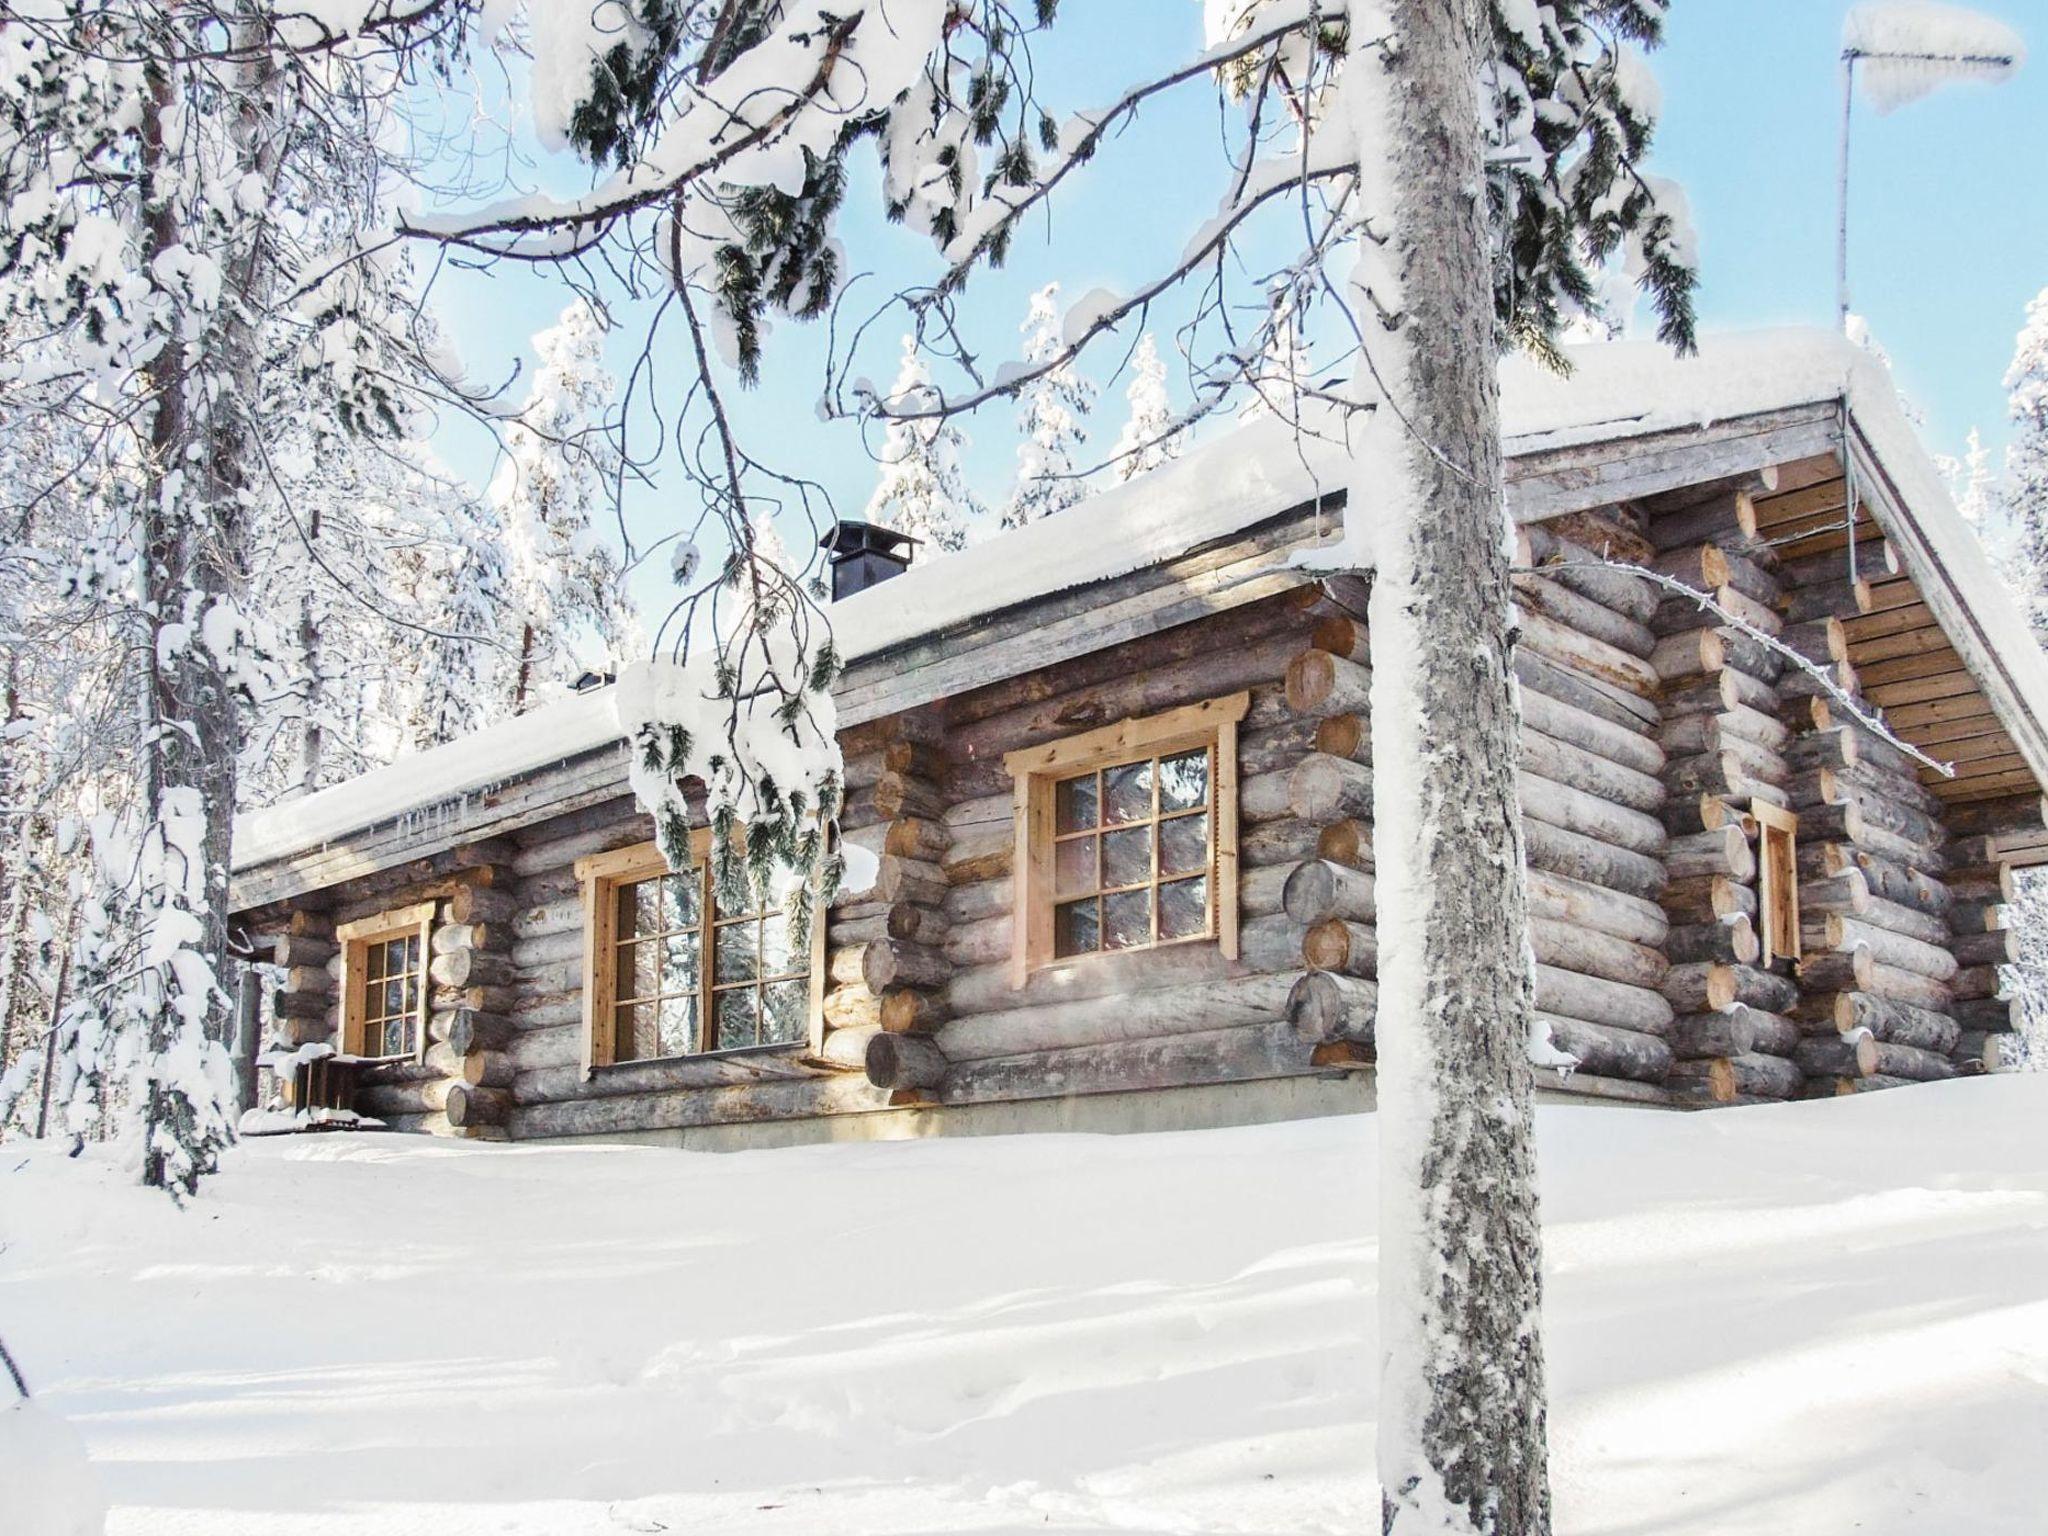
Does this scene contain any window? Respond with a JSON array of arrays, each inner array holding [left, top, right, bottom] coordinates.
[[336, 902, 435, 1060], [1004, 692, 1248, 985], [1754, 801, 1801, 967], [576, 836, 822, 1072]]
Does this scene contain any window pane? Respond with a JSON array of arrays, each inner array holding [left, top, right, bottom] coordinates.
[[1102, 825, 1153, 888], [617, 1000, 654, 1062], [715, 989, 757, 1051], [660, 929, 701, 998], [1103, 760, 1153, 825], [656, 994, 699, 1058], [661, 872, 699, 931], [1055, 836, 1097, 898], [1159, 749, 1208, 812], [714, 920, 759, 983], [382, 979, 405, 1020], [1055, 773, 1100, 832], [403, 934, 421, 972], [1103, 888, 1151, 951], [616, 939, 659, 1004], [1055, 898, 1100, 957], [761, 980, 807, 1045], [1159, 876, 1208, 942], [618, 880, 656, 942], [1159, 813, 1209, 878], [402, 976, 420, 1017], [760, 912, 808, 978]]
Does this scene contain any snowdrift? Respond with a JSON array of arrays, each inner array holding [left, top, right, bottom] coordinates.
[[4, 1078, 2047, 1534]]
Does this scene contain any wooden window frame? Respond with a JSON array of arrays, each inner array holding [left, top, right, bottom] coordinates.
[[335, 901, 436, 1062], [576, 832, 827, 1076], [1754, 801, 1801, 967], [1003, 691, 1249, 987]]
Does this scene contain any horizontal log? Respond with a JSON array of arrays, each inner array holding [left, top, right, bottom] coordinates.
[[1668, 1005, 1782, 1060], [1534, 965, 1673, 1037], [1813, 915, 1957, 981], [1290, 753, 1374, 823], [1303, 919, 1376, 979], [1519, 686, 1663, 777], [1660, 873, 1754, 925], [821, 984, 882, 1032], [1662, 791, 1739, 838], [1668, 1050, 1804, 1104], [1542, 1014, 1673, 1084], [1282, 860, 1377, 925], [1317, 819, 1373, 870], [1242, 817, 1324, 870], [1517, 523, 1660, 622], [866, 1032, 948, 1091], [1530, 917, 1668, 988], [1664, 962, 1797, 1015], [1950, 997, 2012, 1033], [1519, 771, 1667, 857], [272, 934, 336, 968], [1515, 572, 1658, 659], [936, 972, 1299, 1063], [1665, 825, 1754, 882], [1666, 915, 1759, 966], [862, 938, 949, 993], [429, 949, 517, 991], [1793, 1034, 1879, 1079], [1522, 819, 1666, 902], [1513, 648, 1658, 733], [1310, 614, 1370, 665], [1951, 928, 2018, 968], [1285, 972, 1377, 1042], [1520, 725, 1664, 814], [1286, 649, 1372, 716], [880, 988, 950, 1034], [449, 884, 523, 925], [445, 1083, 511, 1129], [1524, 868, 1669, 947], [504, 1075, 884, 1140], [1521, 609, 1658, 697], [1871, 1040, 1956, 1082], [1829, 992, 1960, 1054]]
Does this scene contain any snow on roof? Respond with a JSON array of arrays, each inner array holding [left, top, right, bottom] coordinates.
[[233, 327, 2045, 876]]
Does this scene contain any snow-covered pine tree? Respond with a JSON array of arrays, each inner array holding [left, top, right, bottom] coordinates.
[[866, 335, 985, 551], [1112, 333, 1185, 482], [0, 4, 554, 1193], [1238, 286, 1311, 423], [2003, 287, 2048, 643], [1989, 287, 2048, 1070], [495, 300, 633, 713], [1003, 283, 1098, 527]]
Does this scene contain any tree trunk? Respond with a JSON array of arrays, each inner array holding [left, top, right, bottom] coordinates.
[[1360, 7, 1550, 1531]]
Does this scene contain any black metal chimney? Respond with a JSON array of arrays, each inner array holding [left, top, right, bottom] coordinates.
[[820, 519, 920, 601]]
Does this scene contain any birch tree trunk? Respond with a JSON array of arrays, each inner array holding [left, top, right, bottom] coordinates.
[[1361, 5, 1550, 1530]]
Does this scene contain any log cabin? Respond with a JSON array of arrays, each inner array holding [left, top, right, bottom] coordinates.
[[229, 329, 2048, 1146]]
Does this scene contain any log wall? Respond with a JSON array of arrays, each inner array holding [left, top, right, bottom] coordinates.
[[241, 457, 2041, 1139]]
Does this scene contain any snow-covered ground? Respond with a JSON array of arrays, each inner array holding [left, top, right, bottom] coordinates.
[[5, 1077, 2047, 1535]]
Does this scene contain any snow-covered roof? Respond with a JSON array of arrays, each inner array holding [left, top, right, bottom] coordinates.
[[233, 326, 2048, 878]]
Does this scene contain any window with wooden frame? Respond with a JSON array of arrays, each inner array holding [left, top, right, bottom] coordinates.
[[576, 834, 825, 1072], [1003, 692, 1248, 985], [336, 902, 435, 1060], [1754, 801, 1801, 967]]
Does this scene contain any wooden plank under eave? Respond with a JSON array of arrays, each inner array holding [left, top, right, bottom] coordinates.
[[1940, 765, 2044, 802], [1845, 604, 1934, 641], [1507, 412, 1840, 525]]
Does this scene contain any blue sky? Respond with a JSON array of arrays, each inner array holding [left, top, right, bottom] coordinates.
[[429, 2, 2045, 615]]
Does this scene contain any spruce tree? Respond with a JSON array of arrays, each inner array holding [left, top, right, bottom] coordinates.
[[866, 335, 985, 551], [1112, 333, 1185, 481], [1003, 283, 1098, 527]]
